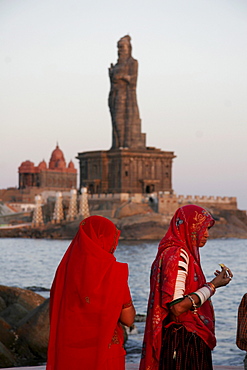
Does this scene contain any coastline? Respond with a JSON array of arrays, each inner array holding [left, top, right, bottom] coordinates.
[[1, 208, 247, 240]]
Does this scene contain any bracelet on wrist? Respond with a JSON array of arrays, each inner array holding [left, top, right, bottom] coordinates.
[[185, 294, 198, 314], [192, 286, 212, 306], [204, 282, 216, 295]]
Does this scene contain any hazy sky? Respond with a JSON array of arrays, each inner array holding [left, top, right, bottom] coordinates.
[[1, 0, 247, 209]]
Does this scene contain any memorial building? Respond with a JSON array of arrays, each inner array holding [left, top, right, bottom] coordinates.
[[77, 35, 176, 195], [18, 144, 77, 190]]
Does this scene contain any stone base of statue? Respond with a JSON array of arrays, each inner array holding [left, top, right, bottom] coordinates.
[[77, 147, 175, 195]]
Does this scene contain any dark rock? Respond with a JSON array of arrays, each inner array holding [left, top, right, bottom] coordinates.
[[0, 285, 48, 367], [0, 318, 16, 348], [0, 296, 7, 312], [0, 285, 45, 311], [16, 298, 49, 359], [135, 314, 146, 322], [1, 303, 29, 327], [26, 286, 50, 292], [0, 341, 16, 367]]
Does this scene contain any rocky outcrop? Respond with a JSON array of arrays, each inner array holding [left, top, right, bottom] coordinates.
[[205, 209, 247, 239], [1, 202, 247, 240], [0, 285, 49, 367], [113, 205, 247, 240], [0, 286, 130, 368], [16, 298, 49, 361], [115, 213, 169, 240], [114, 202, 153, 219]]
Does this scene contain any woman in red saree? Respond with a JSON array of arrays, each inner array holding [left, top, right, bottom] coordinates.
[[139, 205, 233, 370], [46, 215, 135, 370]]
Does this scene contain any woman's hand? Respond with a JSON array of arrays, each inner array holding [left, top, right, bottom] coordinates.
[[211, 265, 233, 288], [119, 305, 136, 327]]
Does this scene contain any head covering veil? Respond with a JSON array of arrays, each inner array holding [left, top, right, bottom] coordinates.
[[46, 216, 128, 370], [140, 205, 216, 370]]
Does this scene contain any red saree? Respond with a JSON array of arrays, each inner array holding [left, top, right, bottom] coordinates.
[[139, 205, 216, 370], [46, 216, 130, 370]]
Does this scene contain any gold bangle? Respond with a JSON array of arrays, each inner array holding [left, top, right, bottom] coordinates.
[[185, 294, 198, 314], [205, 282, 216, 294]]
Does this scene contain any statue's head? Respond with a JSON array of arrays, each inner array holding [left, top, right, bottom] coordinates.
[[117, 35, 132, 59]]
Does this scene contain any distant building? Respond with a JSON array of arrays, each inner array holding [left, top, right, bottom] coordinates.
[[19, 144, 77, 190], [0, 144, 77, 204]]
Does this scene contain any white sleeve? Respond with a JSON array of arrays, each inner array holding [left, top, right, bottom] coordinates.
[[172, 249, 189, 301]]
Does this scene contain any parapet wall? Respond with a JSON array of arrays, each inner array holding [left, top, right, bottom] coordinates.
[[88, 192, 144, 203], [176, 194, 238, 210], [87, 192, 238, 211], [157, 193, 237, 215]]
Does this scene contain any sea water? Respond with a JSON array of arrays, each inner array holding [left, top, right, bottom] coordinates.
[[0, 237, 246, 366]]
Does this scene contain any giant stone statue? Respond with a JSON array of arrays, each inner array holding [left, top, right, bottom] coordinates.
[[77, 35, 175, 195], [108, 35, 146, 150]]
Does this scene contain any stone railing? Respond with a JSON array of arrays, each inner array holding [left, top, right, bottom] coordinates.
[[176, 195, 237, 209], [88, 192, 144, 203]]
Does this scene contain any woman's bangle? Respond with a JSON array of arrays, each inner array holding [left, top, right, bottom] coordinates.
[[185, 294, 198, 314], [205, 282, 216, 295], [192, 286, 212, 306]]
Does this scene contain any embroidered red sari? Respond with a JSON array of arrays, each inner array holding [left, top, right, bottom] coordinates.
[[139, 205, 216, 370], [46, 216, 131, 370]]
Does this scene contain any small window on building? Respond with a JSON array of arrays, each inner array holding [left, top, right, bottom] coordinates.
[[146, 185, 155, 193], [89, 184, 94, 194], [125, 171, 128, 176]]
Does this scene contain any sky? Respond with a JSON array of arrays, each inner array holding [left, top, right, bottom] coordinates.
[[1, 0, 247, 209]]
